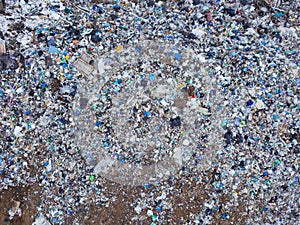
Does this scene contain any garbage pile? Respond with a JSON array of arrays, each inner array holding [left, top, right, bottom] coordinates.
[[0, 0, 299, 224]]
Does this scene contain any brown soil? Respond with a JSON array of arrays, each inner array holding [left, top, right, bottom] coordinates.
[[0, 175, 250, 225], [0, 184, 41, 225]]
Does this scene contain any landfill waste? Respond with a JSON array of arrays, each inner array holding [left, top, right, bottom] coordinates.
[[33, 215, 52, 225], [8, 200, 21, 220], [0, 0, 299, 224]]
